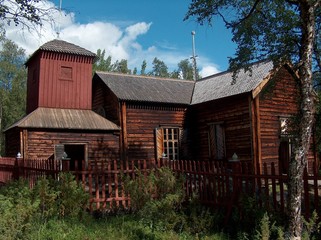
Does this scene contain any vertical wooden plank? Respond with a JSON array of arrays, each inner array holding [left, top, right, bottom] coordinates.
[[101, 160, 106, 209], [263, 163, 269, 210], [279, 164, 285, 213], [107, 160, 113, 208], [271, 163, 277, 210], [94, 161, 100, 210], [88, 164, 93, 212], [121, 102, 128, 162], [114, 158, 119, 207]]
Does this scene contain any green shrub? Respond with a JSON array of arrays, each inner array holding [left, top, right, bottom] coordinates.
[[53, 172, 89, 219], [31, 176, 58, 220], [0, 173, 89, 239], [302, 211, 321, 240], [0, 179, 39, 239]]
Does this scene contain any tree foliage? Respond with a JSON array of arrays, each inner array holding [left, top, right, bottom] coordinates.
[[93, 50, 198, 80], [0, 0, 57, 31], [150, 57, 170, 78], [0, 36, 27, 155], [185, 0, 320, 238]]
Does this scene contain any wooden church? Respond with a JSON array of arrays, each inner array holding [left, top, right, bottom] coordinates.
[[5, 40, 120, 170], [4, 39, 319, 174]]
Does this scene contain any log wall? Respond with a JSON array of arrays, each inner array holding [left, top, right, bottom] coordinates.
[[259, 66, 317, 172], [189, 94, 253, 161], [20, 129, 119, 164], [125, 103, 187, 162], [92, 78, 120, 125]]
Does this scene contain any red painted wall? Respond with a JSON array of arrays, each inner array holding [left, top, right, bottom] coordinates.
[[27, 52, 94, 113]]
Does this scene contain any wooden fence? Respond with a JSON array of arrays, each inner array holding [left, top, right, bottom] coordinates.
[[0, 157, 320, 220], [158, 158, 321, 221]]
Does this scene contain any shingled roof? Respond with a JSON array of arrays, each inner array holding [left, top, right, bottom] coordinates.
[[191, 61, 275, 105], [5, 108, 120, 131], [26, 39, 96, 65], [39, 39, 96, 57], [95, 72, 195, 105], [95, 61, 277, 106]]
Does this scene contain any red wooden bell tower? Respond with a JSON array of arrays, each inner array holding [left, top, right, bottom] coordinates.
[[25, 39, 96, 114]]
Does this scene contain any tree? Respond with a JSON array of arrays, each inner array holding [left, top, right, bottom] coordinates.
[[0, 0, 56, 30], [141, 60, 147, 75], [185, 0, 320, 238], [177, 59, 199, 80], [112, 59, 131, 74], [150, 57, 170, 78], [0, 37, 27, 155], [92, 49, 113, 73]]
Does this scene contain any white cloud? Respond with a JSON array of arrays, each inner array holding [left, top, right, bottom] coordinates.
[[200, 65, 220, 78], [3, 0, 221, 76]]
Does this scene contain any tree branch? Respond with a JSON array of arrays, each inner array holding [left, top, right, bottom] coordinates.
[[232, 0, 262, 27], [285, 0, 300, 5]]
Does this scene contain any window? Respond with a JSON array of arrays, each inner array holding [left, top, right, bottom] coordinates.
[[155, 127, 180, 160], [208, 123, 225, 160], [279, 117, 293, 174], [59, 65, 73, 81], [280, 117, 290, 137]]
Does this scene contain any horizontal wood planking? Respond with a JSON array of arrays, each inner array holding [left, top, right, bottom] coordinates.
[[259, 67, 316, 172], [125, 104, 187, 161], [24, 130, 119, 163], [189, 94, 253, 161]]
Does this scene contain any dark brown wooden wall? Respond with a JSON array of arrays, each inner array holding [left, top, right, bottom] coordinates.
[[125, 103, 186, 161], [188, 94, 252, 161], [20, 129, 119, 163], [26, 56, 40, 114], [92, 77, 120, 125], [259, 66, 317, 171], [27, 52, 94, 113], [4, 128, 20, 157]]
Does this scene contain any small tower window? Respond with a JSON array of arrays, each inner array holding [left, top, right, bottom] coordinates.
[[60, 66, 73, 80]]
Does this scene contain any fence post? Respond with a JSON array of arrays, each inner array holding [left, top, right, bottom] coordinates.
[[224, 154, 241, 225], [14, 153, 23, 180]]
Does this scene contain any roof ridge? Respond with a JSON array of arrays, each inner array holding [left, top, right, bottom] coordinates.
[[95, 71, 194, 83], [198, 59, 272, 82]]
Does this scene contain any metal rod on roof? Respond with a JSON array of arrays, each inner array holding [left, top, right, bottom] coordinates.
[[191, 31, 198, 81], [56, 0, 63, 38]]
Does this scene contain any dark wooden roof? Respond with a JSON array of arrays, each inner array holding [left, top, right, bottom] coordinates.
[[39, 39, 96, 57], [191, 61, 275, 105], [26, 39, 96, 65], [5, 107, 120, 131], [95, 61, 277, 106], [95, 72, 194, 105]]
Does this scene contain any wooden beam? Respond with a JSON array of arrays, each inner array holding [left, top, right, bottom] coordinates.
[[120, 102, 128, 161], [255, 97, 262, 174], [250, 95, 262, 174]]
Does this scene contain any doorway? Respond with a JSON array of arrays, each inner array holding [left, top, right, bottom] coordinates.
[[63, 144, 86, 171], [279, 140, 291, 174]]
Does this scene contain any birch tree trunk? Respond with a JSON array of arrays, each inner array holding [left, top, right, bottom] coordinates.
[[287, 1, 319, 239]]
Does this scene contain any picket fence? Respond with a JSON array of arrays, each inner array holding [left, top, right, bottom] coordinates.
[[0, 157, 320, 220]]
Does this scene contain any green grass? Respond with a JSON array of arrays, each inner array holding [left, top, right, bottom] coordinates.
[[26, 213, 229, 240]]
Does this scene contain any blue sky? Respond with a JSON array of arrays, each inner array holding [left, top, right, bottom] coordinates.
[[5, 0, 237, 77]]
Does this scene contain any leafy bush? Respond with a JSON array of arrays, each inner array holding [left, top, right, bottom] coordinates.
[[53, 173, 89, 219], [0, 173, 89, 239], [0, 179, 39, 239], [124, 166, 219, 236]]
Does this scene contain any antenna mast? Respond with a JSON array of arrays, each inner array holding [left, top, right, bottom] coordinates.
[[56, 0, 63, 38], [191, 31, 198, 81]]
